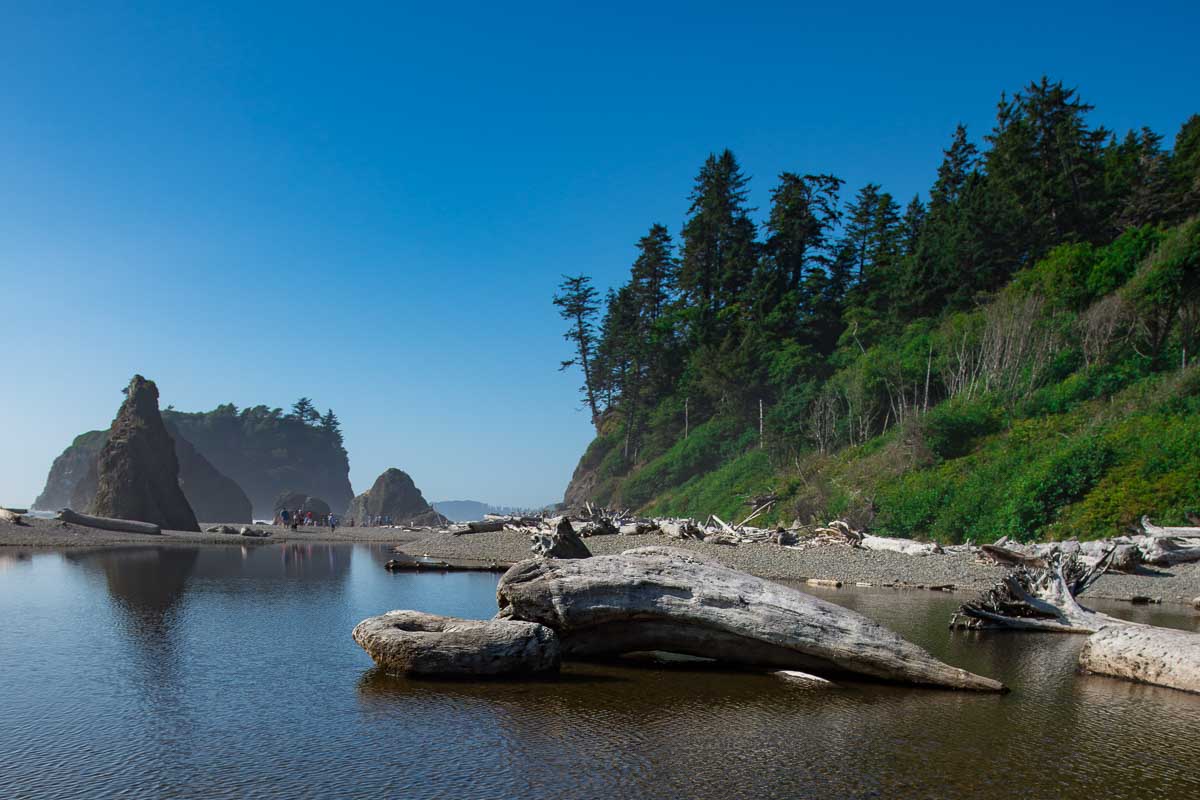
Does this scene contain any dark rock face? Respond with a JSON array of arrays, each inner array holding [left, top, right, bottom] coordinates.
[[273, 490, 330, 518], [88, 376, 200, 532], [164, 407, 352, 520], [37, 405, 352, 520], [345, 468, 449, 526], [166, 421, 252, 523], [33, 431, 107, 510]]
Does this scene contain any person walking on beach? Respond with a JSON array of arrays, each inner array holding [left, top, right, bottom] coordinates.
[[280, 508, 291, 528], [328, 513, 337, 533]]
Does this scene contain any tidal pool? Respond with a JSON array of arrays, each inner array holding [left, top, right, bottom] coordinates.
[[2, 543, 1197, 799]]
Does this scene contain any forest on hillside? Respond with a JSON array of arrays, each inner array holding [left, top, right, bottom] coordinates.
[[555, 78, 1200, 543]]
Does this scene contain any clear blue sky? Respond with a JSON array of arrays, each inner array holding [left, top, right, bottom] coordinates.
[[2, 1, 1197, 508]]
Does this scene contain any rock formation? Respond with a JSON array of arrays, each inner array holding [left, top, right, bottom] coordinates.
[[34, 431, 107, 510], [166, 421, 252, 522], [353, 610, 561, 676], [39, 421, 250, 523], [88, 376, 200, 532], [496, 546, 1004, 691], [273, 490, 331, 518], [345, 468, 449, 526], [37, 404, 353, 519]]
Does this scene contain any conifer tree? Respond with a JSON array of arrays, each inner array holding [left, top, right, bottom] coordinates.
[[679, 150, 758, 340], [553, 274, 602, 424]]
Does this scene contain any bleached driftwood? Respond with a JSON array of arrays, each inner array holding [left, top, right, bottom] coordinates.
[[529, 518, 591, 559], [0, 508, 23, 525], [1138, 535, 1200, 566], [497, 546, 1004, 691], [951, 550, 1127, 633], [1079, 625, 1200, 694], [860, 534, 943, 556], [1141, 516, 1200, 538], [352, 611, 561, 676], [57, 508, 161, 535]]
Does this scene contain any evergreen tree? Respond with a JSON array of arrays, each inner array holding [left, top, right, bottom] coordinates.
[[984, 77, 1110, 266], [630, 223, 677, 322], [553, 274, 602, 424], [320, 409, 344, 448], [291, 397, 320, 425], [678, 150, 758, 340], [899, 195, 926, 256], [1171, 114, 1200, 218]]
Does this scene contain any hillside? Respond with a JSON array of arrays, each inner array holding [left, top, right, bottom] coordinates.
[[558, 79, 1200, 543]]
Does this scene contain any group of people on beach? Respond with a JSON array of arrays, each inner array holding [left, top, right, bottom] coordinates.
[[269, 510, 398, 530], [275, 508, 338, 532]]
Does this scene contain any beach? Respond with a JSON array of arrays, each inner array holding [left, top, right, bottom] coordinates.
[[5, 515, 1199, 606]]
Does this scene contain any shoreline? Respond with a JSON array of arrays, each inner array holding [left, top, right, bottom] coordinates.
[[5, 517, 1200, 606]]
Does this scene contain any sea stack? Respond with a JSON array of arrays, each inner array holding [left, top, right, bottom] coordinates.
[[88, 375, 200, 532], [167, 421, 253, 523], [346, 468, 449, 526]]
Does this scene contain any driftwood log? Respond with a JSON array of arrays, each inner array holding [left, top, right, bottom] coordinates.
[[1141, 516, 1200, 538], [352, 610, 561, 676], [529, 518, 591, 559], [57, 508, 162, 535], [496, 546, 1004, 691], [951, 550, 1127, 633], [0, 508, 24, 525], [1079, 625, 1200, 694]]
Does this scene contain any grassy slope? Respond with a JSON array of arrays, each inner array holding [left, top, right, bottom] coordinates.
[[577, 364, 1199, 543]]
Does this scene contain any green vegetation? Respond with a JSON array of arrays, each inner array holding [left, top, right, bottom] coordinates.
[[556, 79, 1199, 542]]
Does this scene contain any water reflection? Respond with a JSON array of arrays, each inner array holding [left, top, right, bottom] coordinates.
[[2, 545, 1199, 800]]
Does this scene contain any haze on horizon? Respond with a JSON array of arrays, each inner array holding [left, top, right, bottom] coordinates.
[[2, 1, 1196, 509]]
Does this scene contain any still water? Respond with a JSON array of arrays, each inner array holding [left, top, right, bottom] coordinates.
[[2, 543, 1198, 800]]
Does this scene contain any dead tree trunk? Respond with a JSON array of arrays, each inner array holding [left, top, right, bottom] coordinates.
[[950, 550, 1128, 633]]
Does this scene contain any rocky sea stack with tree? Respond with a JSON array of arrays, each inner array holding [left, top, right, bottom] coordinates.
[[87, 375, 200, 532], [556, 78, 1200, 542], [36, 396, 352, 520]]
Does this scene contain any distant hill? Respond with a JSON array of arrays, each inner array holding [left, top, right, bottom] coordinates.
[[431, 499, 548, 522]]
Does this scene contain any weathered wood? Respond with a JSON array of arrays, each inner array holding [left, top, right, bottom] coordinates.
[[952, 550, 1129, 633], [57, 507, 162, 535], [529, 518, 591, 559], [0, 508, 23, 525], [465, 520, 505, 533], [1138, 536, 1200, 566], [1080, 625, 1200, 694], [352, 610, 561, 676], [1141, 516, 1200, 538], [496, 546, 1004, 691], [860, 534, 943, 556], [979, 544, 1046, 569]]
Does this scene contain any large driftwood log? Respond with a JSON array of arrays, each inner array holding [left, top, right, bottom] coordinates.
[[1141, 516, 1200, 538], [352, 611, 561, 676], [57, 508, 162, 535], [496, 546, 1004, 691], [1080, 625, 1200, 694], [1138, 536, 1200, 566], [0, 508, 24, 525], [860, 534, 942, 556]]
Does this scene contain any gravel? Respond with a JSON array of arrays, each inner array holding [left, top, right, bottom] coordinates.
[[6, 517, 1199, 606]]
